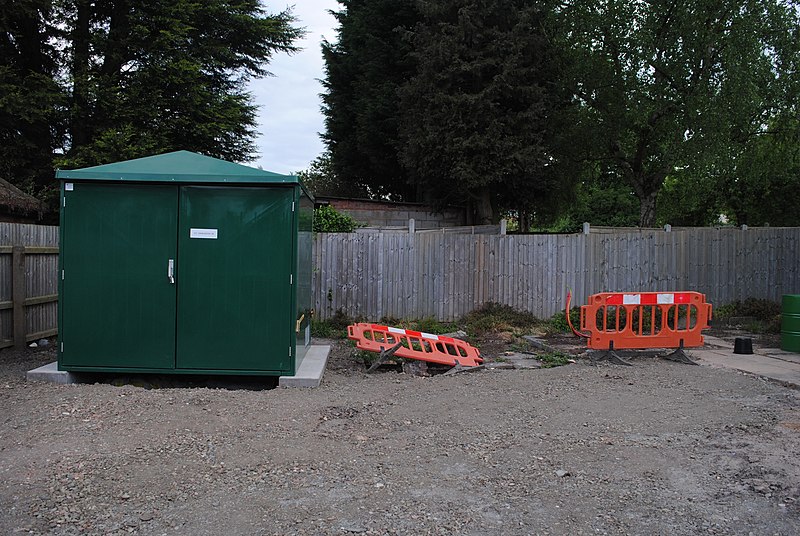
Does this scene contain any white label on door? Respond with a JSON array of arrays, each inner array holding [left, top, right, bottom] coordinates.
[[65, 183, 74, 191], [190, 228, 218, 239]]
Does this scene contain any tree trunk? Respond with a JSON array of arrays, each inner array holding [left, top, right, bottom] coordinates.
[[474, 186, 494, 225], [71, 0, 91, 149], [638, 190, 658, 227]]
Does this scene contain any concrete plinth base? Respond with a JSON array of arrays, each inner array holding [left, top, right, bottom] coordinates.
[[279, 345, 331, 388], [27, 345, 331, 388], [26, 362, 81, 384]]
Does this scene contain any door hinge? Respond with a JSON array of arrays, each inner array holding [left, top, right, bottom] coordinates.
[[60, 342, 64, 352], [290, 274, 293, 285], [63, 197, 66, 207], [61, 270, 64, 280], [288, 346, 292, 357], [292, 201, 295, 212]]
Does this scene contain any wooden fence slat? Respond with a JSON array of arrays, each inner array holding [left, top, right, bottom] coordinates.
[[12, 246, 26, 349]]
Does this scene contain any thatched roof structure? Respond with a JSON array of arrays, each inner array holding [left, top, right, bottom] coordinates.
[[0, 177, 45, 222]]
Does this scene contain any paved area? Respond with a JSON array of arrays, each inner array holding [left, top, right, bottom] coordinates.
[[693, 335, 800, 389]]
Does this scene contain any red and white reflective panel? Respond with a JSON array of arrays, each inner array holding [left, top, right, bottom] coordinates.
[[371, 324, 455, 342], [605, 292, 694, 306]]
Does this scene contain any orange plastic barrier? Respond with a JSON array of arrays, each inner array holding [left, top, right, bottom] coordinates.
[[579, 292, 712, 350], [347, 323, 483, 367]]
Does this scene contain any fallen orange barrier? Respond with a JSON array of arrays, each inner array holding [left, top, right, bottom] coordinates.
[[347, 323, 483, 368], [579, 291, 712, 351]]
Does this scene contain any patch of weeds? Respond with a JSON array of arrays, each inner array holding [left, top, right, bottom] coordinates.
[[410, 317, 458, 334], [545, 307, 582, 334], [312, 309, 356, 339], [743, 317, 781, 335], [715, 298, 781, 321], [537, 351, 573, 368], [461, 303, 541, 336], [714, 302, 738, 319], [353, 349, 380, 366], [378, 315, 402, 327], [766, 314, 782, 334], [375, 316, 458, 335]]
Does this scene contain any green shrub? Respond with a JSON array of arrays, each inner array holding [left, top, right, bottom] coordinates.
[[313, 205, 361, 233], [546, 307, 582, 333], [410, 317, 458, 334], [460, 303, 539, 335], [715, 298, 781, 321], [310, 309, 354, 339]]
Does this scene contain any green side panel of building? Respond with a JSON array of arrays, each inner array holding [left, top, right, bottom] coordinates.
[[175, 186, 294, 373], [59, 184, 178, 369], [295, 189, 314, 364]]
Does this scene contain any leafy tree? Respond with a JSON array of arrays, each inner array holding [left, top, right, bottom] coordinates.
[[554, 0, 800, 227], [298, 151, 358, 198], [313, 204, 361, 232], [58, 0, 303, 169], [1, 0, 303, 210], [399, 0, 565, 224], [0, 0, 65, 201], [546, 166, 641, 232], [321, 0, 419, 201]]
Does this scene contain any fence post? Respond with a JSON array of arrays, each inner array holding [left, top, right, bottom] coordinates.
[[12, 246, 26, 350]]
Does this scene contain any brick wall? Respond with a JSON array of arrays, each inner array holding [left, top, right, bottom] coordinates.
[[317, 197, 466, 229]]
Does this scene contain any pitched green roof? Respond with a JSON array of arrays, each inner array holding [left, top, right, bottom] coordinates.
[[56, 150, 298, 184]]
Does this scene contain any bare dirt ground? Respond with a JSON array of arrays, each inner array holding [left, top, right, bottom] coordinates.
[[1, 330, 799, 536]]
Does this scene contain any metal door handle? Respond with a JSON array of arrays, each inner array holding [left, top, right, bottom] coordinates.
[[168, 259, 175, 284]]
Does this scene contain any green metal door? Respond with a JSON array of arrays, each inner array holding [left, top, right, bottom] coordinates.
[[60, 183, 178, 369], [175, 186, 294, 372]]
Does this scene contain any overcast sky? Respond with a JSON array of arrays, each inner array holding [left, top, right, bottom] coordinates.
[[248, 1, 339, 174]]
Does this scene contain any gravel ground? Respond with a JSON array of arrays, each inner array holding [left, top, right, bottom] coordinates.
[[1, 337, 799, 536]]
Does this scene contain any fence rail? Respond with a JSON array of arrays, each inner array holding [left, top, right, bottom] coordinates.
[[313, 227, 800, 321], [0, 223, 60, 349]]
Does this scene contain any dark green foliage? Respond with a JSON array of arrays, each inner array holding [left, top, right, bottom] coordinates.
[[321, 0, 419, 201], [58, 0, 303, 170], [1, 0, 302, 210], [298, 152, 352, 198], [716, 299, 782, 321], [399, 0, 566, 224], [546, 171, 640, 232], [553, 0, 800, 227], [313, 205, 361, 233], [546, 307, 582, 334], [311, 309, 354, 339], [0, 0, 65, 204], [536, 350, 573, 368]]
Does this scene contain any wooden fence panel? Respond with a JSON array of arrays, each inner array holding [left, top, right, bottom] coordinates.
[[4, 224, 800, 334], [313, 227, 800, 321], [0, 223, 60, 349]]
